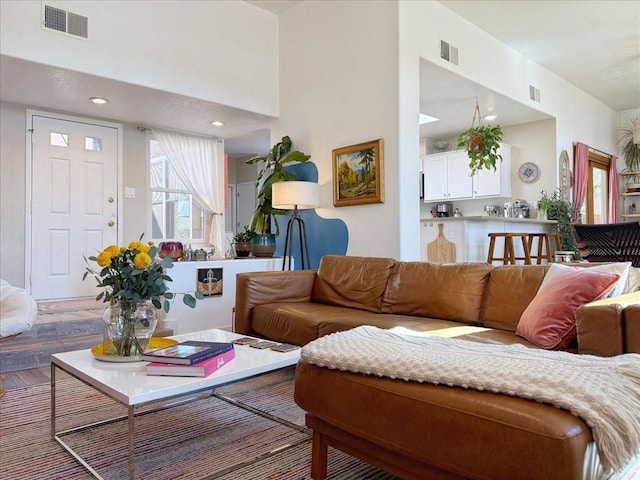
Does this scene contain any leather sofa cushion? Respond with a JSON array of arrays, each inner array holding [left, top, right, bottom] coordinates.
[[381, 262, 491, 324], [312, 255, 396, 313], [252, 303, 381, 346], [482, 265, 547, 331], [295, 361, 593, 480]]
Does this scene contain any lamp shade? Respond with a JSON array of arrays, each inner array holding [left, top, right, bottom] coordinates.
[[272, 181, 319, 210]]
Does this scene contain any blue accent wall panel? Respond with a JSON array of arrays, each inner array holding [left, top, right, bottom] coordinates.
[[273, 162, 348, 269]]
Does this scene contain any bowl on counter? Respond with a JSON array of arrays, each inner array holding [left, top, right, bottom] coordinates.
[[554, 251, 576, 263], [484, 205, 501, 216]]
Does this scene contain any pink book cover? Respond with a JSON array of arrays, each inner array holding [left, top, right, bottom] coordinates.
[[146, 349, 236, 377]]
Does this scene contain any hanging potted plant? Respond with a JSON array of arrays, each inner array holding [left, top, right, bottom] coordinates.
[[456, 100, 503, 176], [246, 136, 310, 257]]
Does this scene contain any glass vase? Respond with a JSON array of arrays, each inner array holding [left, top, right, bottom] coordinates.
[[103, 299, 159, 358]]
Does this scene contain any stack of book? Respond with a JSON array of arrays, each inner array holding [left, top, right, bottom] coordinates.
[[143, 341, 235, 377]]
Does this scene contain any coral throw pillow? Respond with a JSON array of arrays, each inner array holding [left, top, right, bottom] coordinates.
[[516, 268, 620, 349]]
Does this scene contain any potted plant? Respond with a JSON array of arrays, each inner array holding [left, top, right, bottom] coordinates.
[[246, 136, 310, 257], [536, 190, 552, 220], [232, 226, 255, 258], [456, 100, 503, 176], [543, 189, 579, 254]]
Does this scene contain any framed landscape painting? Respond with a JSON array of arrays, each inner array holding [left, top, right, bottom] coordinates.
[[332, 139, 384, 207]]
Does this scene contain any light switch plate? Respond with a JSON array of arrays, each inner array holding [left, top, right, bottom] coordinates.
[[125, 187, 136, 198]]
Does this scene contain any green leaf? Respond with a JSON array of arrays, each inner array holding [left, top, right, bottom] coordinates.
[[164, 292, 174, 299], [183, 294, 197, 308]]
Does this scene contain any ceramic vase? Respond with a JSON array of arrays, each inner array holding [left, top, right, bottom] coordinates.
[[251, 234, 276, 257], [103, 299, 158, 357]]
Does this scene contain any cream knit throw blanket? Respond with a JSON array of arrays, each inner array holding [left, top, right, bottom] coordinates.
[[301, 326, 640, 475]]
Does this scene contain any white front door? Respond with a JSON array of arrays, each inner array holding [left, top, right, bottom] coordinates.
[[29, 113, 119, 300]]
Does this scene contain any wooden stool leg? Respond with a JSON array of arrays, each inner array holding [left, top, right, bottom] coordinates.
[[543, 235, 552, 262], [534, 236, 542, 264], [487, 236, 497, 264], [520, 236, 532, 265], [505, 237, 514, 264]]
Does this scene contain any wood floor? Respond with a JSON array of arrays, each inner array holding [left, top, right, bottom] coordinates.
[[1, 365, 61, 390]]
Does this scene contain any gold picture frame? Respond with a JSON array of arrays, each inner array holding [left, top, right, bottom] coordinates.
[[332, 139, 384, 207]]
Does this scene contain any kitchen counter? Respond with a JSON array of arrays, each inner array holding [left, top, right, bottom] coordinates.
[[420, 217, 557, 263], [420, 216, 557, 224]]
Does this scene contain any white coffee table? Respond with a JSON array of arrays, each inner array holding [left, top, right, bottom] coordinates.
[[50, 329, 300, 480]]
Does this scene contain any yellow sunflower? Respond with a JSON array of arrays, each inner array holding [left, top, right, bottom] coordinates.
[[133, 252, 152, 269]]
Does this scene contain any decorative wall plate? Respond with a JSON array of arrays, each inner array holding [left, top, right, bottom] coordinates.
[[518, 162, 539, 183]]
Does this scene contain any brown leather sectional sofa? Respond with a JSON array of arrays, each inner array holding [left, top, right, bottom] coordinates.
[[235, 255, 640, 480]]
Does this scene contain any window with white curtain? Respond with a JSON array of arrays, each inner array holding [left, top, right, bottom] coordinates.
[[149, 138, 205, 242]]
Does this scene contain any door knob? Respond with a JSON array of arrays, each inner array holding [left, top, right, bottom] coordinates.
[[107, 196, 114, 203], [108, 220, 115, 227]]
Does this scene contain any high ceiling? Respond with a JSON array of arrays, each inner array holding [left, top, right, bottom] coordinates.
[[1, 1, 637, 155], [439, 0, 640, 113]]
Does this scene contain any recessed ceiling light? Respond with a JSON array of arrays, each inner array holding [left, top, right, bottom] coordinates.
[[211, 121, 224, 127], [89, 97, 109, 105], [419, 113, 439, 125], [484, 114, 498, 121]]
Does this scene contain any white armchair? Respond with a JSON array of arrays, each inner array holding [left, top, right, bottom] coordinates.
[[0, 279, 37, 340]]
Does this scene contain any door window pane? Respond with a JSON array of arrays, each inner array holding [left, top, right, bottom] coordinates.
[[592, 167, 608, 224], [85, 136, 103, 151], [50, 132, 69, 147]]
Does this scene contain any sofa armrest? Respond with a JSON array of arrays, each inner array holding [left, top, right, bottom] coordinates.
[[576, 291, 640, 356], [234, 270, 317, 334], [622, 304, 640, 353]]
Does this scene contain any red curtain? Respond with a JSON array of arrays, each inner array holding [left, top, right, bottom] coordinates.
[[609, 155, 619, 222], [573, 142, 589, 216]]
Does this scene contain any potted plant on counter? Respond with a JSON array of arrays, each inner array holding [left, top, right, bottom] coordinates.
[[246, 136, 311, 257], [456, 100, 503, 176], [232, 226, 255, 258], [541, 189, 579, 254]]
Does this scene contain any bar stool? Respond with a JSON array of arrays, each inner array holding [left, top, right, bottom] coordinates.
[[527, 232, 562, 264], [487, 233, 532, 265]]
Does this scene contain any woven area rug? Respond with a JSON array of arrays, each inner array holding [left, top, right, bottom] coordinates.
[[0, 366, 399, 480]]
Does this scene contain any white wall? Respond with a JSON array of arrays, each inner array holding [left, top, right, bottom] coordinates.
[[274, 0, 401, 259], [0, 0, 280, 117], [398, 1, 620, 258], [0, 102, 28, 286]]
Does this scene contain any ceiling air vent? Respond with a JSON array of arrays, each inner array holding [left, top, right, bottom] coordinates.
[[440, 40, 459, 66], [529, 85, 541, 103], [43, 4, 88, 39]]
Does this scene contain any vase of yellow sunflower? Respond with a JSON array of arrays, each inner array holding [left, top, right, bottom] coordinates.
[[102, 299, 158, 357], [84, 236, 201, 358]]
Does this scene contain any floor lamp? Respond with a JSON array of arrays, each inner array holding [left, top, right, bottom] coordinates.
[[272, 181, 320, 270]]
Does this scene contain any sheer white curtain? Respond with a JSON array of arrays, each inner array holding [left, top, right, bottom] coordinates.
[[152, 128, 224, 254]]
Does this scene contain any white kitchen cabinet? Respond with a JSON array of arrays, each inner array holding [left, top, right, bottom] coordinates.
[[472, 143, 512, 198], [422, 151, 473, 202], [422, 144, 511, 202]]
